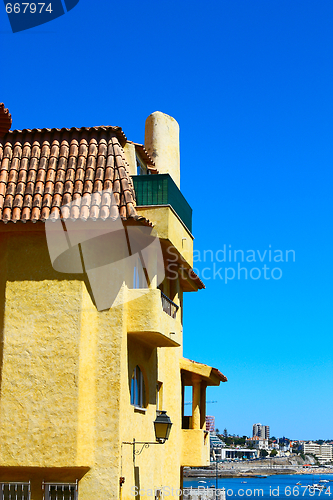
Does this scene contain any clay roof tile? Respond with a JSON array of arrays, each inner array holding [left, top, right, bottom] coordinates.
[[0, 123, 151, 227]]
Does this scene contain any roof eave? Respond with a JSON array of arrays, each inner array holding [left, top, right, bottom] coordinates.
[[180, 357, 227, 386]]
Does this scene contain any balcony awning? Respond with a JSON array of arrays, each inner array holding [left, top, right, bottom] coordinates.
[[179, 266, 205, 291], [180, 358, 227, 386]]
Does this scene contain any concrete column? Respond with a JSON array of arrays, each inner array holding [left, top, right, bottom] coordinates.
[[144, 111, 180, 188], [191, 375, 201, 430], [200, 382, 207, 430]]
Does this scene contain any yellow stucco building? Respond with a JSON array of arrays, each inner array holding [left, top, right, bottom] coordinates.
[[0, 104, 227, 500]]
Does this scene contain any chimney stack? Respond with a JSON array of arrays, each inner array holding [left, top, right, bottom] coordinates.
[[144, 111, 180, 188]]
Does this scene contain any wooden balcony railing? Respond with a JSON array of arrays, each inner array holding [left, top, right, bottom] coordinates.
[[161, 291, 179, 319]]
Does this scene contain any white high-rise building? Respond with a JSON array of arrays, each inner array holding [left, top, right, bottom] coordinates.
[[253, 423, 270, 439], [302, 442, 333, 463]]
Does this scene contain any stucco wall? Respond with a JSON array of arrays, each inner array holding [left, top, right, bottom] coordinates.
[[0, 227, 125, 499], [0, 216, 209, 500]]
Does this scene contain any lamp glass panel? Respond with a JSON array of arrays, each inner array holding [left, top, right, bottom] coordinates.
[[154, 422, 172, 441]]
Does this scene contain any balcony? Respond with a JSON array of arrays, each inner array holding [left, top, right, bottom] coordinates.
[[180, 358, 227, 467], [181, 429, 210, 467], [161, 291, 179, 319], [127, 288, 181, 348], [132, 174, 192, 233]]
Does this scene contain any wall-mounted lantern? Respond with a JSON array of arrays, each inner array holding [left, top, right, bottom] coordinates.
[[122, 411, 173, 466], [154, 410, 173, 443]]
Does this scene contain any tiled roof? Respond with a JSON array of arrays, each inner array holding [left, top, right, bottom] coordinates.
[[0, 103, 12, 138], [185, 267, 205, 290], [0, 125, 151, 225], [212, 367, 228, 382], [131, 142, 157, 173]]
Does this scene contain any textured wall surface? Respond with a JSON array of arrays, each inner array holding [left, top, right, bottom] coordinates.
[[144, 112, 180, 188], [0, 214, 213, 500], [136, 206, 194, 267]]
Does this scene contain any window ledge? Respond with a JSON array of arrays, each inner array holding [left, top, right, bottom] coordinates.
[[133, 406, 147, 414]]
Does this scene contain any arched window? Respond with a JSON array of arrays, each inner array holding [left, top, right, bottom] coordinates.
[[130, 365, 146, 408]]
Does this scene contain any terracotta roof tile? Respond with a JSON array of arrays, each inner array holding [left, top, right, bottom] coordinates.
[[0, 104, 12, 138], [0, 126, 149, 226]]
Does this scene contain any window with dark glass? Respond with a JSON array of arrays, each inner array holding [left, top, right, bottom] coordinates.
[[131, 365, 146, 408], [136, 155, 148, 175]]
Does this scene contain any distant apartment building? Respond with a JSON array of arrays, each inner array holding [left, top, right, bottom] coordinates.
[[320, 445, 333, 462], [206, 416, 215, 433], [246, 436, 269, 450], [302, 442, 320, 455], [302, 442, 333, 463], [210, 432, 225, 461], [253, 423, 270, 439]]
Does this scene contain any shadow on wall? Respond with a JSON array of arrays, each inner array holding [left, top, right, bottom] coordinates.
[[0, 234, 7, 397], [4, 229, 97, 309], [134, 467, 141, 500], [0, 270, 5, 397]]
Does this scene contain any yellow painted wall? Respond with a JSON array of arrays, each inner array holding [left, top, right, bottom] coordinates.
[[181, 430, 210, 467], [0, 213, 211, 500], [136, 206, 193, 267], [127, 288, 182, 347], [0, 227, 124, 499]]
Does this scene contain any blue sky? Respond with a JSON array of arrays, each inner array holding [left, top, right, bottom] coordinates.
[[1, 0, 332, 440]]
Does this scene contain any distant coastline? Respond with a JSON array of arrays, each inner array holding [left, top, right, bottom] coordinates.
[[184, 466, 333, 478]]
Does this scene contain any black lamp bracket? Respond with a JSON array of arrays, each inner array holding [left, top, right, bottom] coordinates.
[[122, 438, 164, 464]]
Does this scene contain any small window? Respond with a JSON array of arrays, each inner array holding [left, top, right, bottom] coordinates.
[[1, 483, 30, 500], [44, 483, 77, 500], [136, 155, 148, 175], [131, 366, 146, 408]]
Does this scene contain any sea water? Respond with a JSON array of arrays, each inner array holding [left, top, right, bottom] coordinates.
[[183, 474, 333, 499]]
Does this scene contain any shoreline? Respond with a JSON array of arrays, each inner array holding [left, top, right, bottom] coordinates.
[[184, 467, 333, 478]]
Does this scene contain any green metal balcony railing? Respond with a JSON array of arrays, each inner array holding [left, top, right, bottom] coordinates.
[[132, 174, 193, 233]]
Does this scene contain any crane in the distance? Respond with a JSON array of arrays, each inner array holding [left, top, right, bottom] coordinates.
[[184, 400, 217, 405]]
